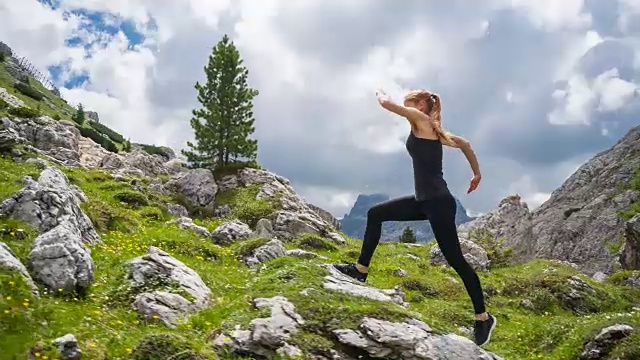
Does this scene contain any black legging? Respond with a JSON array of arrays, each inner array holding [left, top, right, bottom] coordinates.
[[357, 193, 486, 315]]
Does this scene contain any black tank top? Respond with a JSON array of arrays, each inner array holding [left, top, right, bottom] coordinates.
[[405, 131, 451, 201]]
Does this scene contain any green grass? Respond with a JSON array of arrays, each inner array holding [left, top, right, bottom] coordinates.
[[2, 155, 640, 359]]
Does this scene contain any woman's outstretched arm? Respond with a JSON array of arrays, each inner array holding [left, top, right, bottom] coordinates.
[[449, 134, 482, 193], [376, 89, 427, 123]]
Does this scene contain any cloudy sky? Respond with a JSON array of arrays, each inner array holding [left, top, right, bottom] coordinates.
[[1, 0, 639, 218]]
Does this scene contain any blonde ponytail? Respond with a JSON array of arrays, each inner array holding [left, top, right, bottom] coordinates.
[[428, 94, 457, 147]]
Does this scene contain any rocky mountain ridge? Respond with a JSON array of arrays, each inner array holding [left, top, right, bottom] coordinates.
[[340, 194, 474, 243], [455, 125, 640, 276]]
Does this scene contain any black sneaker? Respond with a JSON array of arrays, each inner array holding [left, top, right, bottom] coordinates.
[[474, 313, 497, 347], [332, 263, 368, 283]]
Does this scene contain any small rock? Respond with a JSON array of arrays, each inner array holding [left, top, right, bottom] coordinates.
[[166, 217, 210, 238], [0, 242, 38, 295], [253, 218, 274, 238], [25, 157, 49, 169], [430, 239, 490, 271], [580, 324, 635, 360], [393, 268, 408, 277], [326, 232, 347, 245], [28, 222, 95, 294], [213, 296, 305, 358], [243, 239, 287, 268], [167, 203, 189, 218], [592, 272, 607, 282], [521, 299, 535, 310], [53, 333, 82, 360], [211, 219, 253, 245], [286, 249, 327, 260], [323, 264, 408, 307]]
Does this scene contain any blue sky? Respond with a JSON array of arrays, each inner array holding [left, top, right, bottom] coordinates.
[[1, 0, 639, 217]]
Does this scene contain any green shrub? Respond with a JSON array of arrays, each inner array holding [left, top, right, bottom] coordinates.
[[90, 121, 125, 143], [77, 126, 118, 153], [295, 233, 338, 251], [470, 229, 514, 268], [139, 206, 166, 221], [52, 113, 61, 120], [130, 333, 206, 360], [7, 106, 40, 118], [113, 190, 149, 208], [0, 98, 8, 109], [401, 278, 439, 297], [212, 160, 262, 179], [13, 82, 44, 101], [140, 144, 173, 159], [82, 200, 140, 233], [216, 185, 275, 228], [0, 52, 5, 62], [234, 237, 270, 258]]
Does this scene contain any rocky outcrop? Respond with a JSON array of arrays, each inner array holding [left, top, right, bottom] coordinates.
[[457, 195, 531, 246], [0, 86, 26, 108], [166, 217, 211, 238], [580, 324, 634, 360], [307, 202, 341, 230], [127, 247, 211, 326], [220, 168, 345, 243], [213, 296, 305, 358], [210, 219, 252, 245], [2, 116, 81, 166], [0, 241, 38, 294], [242, 239, 287, 268], [334, 317, 504, 360], [28, 222, 95, 294], [165, 169, 217, 209], [430, 239, 490, 271], [323, 265, 408, 307], [0, 166, 100, 244], [53, 334, 82, 360], [620, 214, 640, 270], [100, 150, 168, 177], [507, 126, 640, 275]]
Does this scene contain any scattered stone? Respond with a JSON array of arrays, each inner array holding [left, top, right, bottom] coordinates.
[[24, 157, 48, 169], [620, 214, 640, 270], [213, 296, 304, 358], [213, 204, 232, 218], [521, 299, 535, 310], [393, 268, 408, 277], [326, 232, 347, 245], [430, 239, 490, 271], [580, 324, 635, 360], [210, 219, 252, 245], [286, 249, 326, 260], [127, 247, 211, 326], [333, 317, 504, 360], [323, 264, 408, 308], [165, 169, 217, 209], [592, 272, 607, 283], [0, 166, 101, 244], [0, 87, 26, 108], [166, 217, 210, 238], [85, 111, 100, 122], [243, 239, 287, 268], [53, 333, 82, 360], [406, 254, 421, 261], [253, 218, 274, 239], [5, 116, 82, 164], [28, 222, 95, 294], [0, 242, 38, 295], [148, 178, 166, 193], [167, 203, 189, 218]]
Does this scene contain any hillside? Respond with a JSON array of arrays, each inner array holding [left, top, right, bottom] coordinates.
[[340, 194, 473, 243], [455, 126, 640, 276], [2, 45, 640, 360]]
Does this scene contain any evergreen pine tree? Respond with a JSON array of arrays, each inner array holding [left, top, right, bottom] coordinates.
[[182, 34, 259, 169], [399, 227, 417, 243], [72, 103, 86, 125]]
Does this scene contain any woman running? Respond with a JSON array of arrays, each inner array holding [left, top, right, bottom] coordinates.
[[332, 88, 497, 347]]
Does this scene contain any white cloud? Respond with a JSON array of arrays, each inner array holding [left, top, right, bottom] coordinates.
[[509, 0, 591, 31], [3, 1, 640, 218]]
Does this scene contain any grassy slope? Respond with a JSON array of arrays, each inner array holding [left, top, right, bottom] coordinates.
[[0, 61, 126, 151], [0, 156, 640, 359]]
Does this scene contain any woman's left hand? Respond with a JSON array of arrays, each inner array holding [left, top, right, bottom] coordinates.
[[468, 173, 481, 193], [376, 88, 391, 104]]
